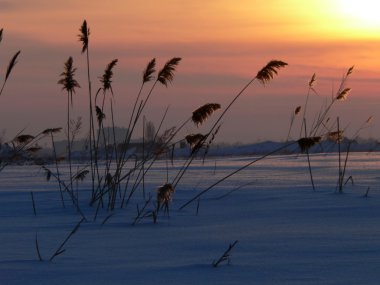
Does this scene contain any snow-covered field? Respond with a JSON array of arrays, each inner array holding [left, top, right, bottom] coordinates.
[[1, 152, 380, 285]]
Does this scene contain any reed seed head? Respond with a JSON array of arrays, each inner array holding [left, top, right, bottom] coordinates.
[[100, 59, 118, 92], [327, 131, 344, 142], [6, 50, 21, 81], [42, 128, 62, 135], [256, 60, 288, 85], [294, 106, 301, 115], [58, 57, 80, 104], [157, 183, 175, 208], [95, 106, 105, 126], [186, 133, 206, 152], [366, 116, 373, 124], [297, 136, 322, 152], [336, 88, 351, 101], [157, 57, 182, 86], [347, 65, 354, 76], [309, 73, 316, 88], [14, 134, 34, 144], [143, 58, 156, 83], [27, 146, 42, 153], [78, 20, 89, 54], [192, 103, 221, 127], [74, 170, 89, 181]]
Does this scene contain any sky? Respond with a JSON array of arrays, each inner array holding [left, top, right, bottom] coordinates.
[[0, 0, 379, 143]]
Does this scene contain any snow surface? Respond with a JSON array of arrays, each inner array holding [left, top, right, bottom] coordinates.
[[1, 153, 380, 284]]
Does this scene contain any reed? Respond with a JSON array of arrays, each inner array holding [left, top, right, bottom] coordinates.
[[156, 183, 175, 214], [297, 136, 322, 153], [58, 56, 80, 193], [96, 59, 118, 192], [180, 65, 359, 209], [173, 60, 287, 189], [41, 128, 65, 206], [192, 103, 221, 127], [0, 29, 21, 97], [336, 116, 373, 193], [49, 218, 85, 261], [179, 141, 296, 210], [42, 165, 87, 219], [212, 240, 239, 267], [0, 50, 21, 96], [98, 57, 182, 212], [288, 67, 355, 191], [309, 66, 354, 137], [0, 128, 49, 171], [286, 105, 301, 141], [79, 20, 97, 199], [298, 73, 317, 138]]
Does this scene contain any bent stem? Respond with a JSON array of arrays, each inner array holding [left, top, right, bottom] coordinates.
[[49, 218, 85, 261], [179, 141, 296, 210], [174, 61, 288, 189]]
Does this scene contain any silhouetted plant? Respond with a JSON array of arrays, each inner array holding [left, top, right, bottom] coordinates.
[[58, 56, 80, 193], [49, 218, 85, 262], [286, 105, 301, 141], [212, 240, 239, 267], [156, 183, 175, 214], [0, 28, 21, 96], [192, 103, 221, 127], [173, 60, 288, 190], [285, 67, 355, 192], [78, 20, 97, 199], [336, 116, 372, 193], [42, 127, 65, 207]]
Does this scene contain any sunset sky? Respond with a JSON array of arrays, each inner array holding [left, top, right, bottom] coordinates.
[[0, 0, 379, 143]]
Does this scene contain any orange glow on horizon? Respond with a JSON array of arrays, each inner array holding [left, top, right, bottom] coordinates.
[[0, 0, 379, 143], [2, 0, 379, 46]]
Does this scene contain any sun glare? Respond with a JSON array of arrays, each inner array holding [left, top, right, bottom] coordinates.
[[336, 0, 380, 31]]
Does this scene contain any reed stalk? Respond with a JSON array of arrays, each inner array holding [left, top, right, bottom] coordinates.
[[173, 60, 287, 189], [58, 56, 80, 194]]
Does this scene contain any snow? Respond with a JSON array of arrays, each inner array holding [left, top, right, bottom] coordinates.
[[1, 152, 380, 284]]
